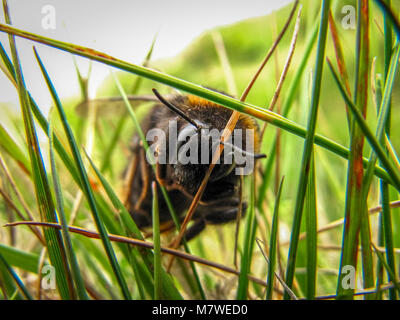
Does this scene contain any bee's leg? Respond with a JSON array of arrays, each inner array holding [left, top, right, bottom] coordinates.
[[203, 201, 247, 225], [183, 219, 206, 242], [130, 207, 151, 228], [155, 162, 168, 186], [122, 153, 140, 208], [135, 148, 150, 210]]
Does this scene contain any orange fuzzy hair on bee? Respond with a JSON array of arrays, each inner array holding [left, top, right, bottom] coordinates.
[[186, 94, 260, 151]]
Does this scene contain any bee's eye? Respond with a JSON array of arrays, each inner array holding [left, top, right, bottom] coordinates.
[[177, 124, 198, 143]]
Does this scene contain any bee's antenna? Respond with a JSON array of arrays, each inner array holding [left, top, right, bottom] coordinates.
[[152, 88, 201, 130], [221, 141, 267, 159]]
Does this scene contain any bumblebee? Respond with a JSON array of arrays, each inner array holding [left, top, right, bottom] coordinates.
[[124, 89, 261, 241]]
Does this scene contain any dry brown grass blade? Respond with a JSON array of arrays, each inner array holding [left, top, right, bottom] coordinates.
[[167, 0, 300, 270], [268, 5, 302, 111], [260, 4, 302, 139], [328, 10, 352, 97], [4, 220, 270, 288]]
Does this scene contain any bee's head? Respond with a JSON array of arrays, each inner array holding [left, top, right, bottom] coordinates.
[[152, 89, 265, 193], [173, 122, 237, 187]]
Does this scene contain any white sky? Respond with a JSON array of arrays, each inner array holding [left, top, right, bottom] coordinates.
[[0, 0, 292, 114]]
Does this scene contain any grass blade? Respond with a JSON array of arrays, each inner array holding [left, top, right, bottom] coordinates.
[[33, 47, 132, 300], [48, 110, 89, 300], [380, 0, 398, 299], [2, 0, 74, 299], [305, 152, 317, 299], [284, 0, 330, 299], [236, 175, 256, 300], [0, 123, 31, 175], [265, 177, 284, 299], [0, 252, 33, 299], [373, 0, 400, 39], [0, 244, 39, 274], [152, 182, 162, 300]]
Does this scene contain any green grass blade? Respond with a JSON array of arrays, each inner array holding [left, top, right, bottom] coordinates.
[[373, 0, 400, 39], [356, 0, 375, 299], [380, 181, 398, 298], [284, 0, 330, 300], [2, 1, 74, 299], [152, 182, 162, 300], [380, 1, 398, 298], [48, 110, 89, 300], [305, 151, 317, 300], [0, 123, 31, 175], [362, 44, 400, 195], [265, 177, 284, 300], [0, 252, 33, 300], [237, 174, 256, 300], [0, 244, 39, 274], [33, 47, 132, 300]]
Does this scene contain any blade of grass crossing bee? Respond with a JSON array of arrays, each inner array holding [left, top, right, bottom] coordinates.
[[48, 110, 89, 300], [33, 48, 132, 300], [265, 177, 284, 300], [284, 0, 330, 300], [2, 0, 74, 299]]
